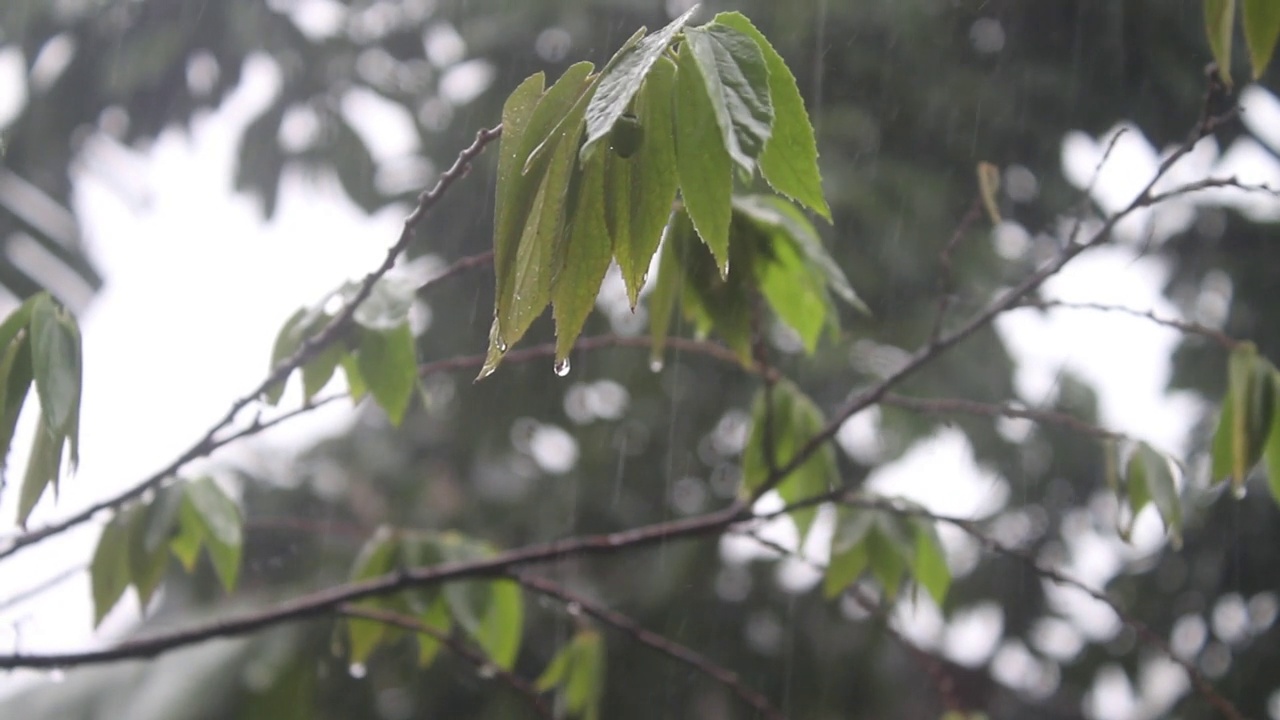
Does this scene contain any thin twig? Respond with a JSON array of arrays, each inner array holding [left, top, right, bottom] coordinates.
[[0, 127, 502, 562], [880, 393, 1127, 441], [929, 197, 984, 345], [1016, 299, 1240, 350], [338, 603, 552, 720], [514, 572, 788, 720]]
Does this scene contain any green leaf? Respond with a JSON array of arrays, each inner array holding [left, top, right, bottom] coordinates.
[[169, 498, 204, 572], [474, 579, 524, 670], [824, 506, 876, 598], [564, 629, 605, 719], [143, 483, 185, 554], [1211, 344, 1275, 490], [340, 352, 368, 401], [495, 63, 595, 357], [264, 308, 312, 405], [535, 641, 575, 691], [1205, 0, 1237, 85], [911, 519, 950, 605], [17, 414, 62, 527], [744, 213, 831, 353], [675, 41, 734, 275], [580, 5, 700, 161], [610, 55, 679, 307], [90, 511, 132, 626], [1122, 444, 1151, 541], [127, 501, 170, 607], [1266, 374, 1280, 505], [0, 329, 32, 475], [29, 294, 81, 453], [742, 380, 835, 540], [552, 152, 613, 364], [645, 212, 693, 367], [347, 527, 400, 665], [715, 13, 830, 220], [735, 195, 864, 312], [350, 276, 416, 332], [301, 344, 344, 402], [1244, 0, 1280, 78], [182, 477, 243, 592], [416, 597, 453, 668], [866, 523, 909, 600], [356, 324, 418, 425], [681, 23, 774, 175], [1130, 442, 1183, 545]]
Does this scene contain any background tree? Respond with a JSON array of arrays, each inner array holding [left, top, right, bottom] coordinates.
[[1, 1, 1280, 718]]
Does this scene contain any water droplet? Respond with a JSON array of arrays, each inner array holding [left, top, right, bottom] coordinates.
[[566, 601, 582, 616], [554, 358, 571, 377], [649, 358, 664, 373], [48, 669, 65, 684], [477, 664, 497, 679], [1232, 484, 1248, 500], [496, 338, 508, 352], [348, 662, 367, 679]]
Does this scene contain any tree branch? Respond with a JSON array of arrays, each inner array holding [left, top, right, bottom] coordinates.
[[514, 572, 788, 720], [1016, 299, 1239, 350]]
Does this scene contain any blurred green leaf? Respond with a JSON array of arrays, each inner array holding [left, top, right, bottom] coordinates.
[[564, 629, 605, 720], [824, 507, 876, 598], [474, 579, 524, 670], [911, 519, 950, 605], [126, 501, 169, 607], [350, 277, 416, 332], [716, 13, 830, 220], [356, 323, 418, 425], [1210, 343, 1275, 490], [264, 308, 314, 405], [182, 477, 243, 592], [301, 344, 343, 402], [29, 293, 81, 457], [1244, 0, 1280, 78], [1132, 442, 1182, 545], [0, 329, 32, 476], [340, 353, 368, 402], [1205, 0, 1237, 85], [675, 41, 733, 275], [90, 511, 132, 626], [416, 597, 453, 668], [551, 152, 612, 364], [17, 414, 62, 527], [347, 527, 400, 665], [742, 380, 836, 540], [580, 6, 699, 161], [681, 23, 774, 175], [866, 522, 909, 599], [645, 211, 692, 367]]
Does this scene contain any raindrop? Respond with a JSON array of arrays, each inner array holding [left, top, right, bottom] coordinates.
[[649, 358, 664, 373], [554, 358, 571, 377], [566, 601, 582, 616], [495, 338, 508, 352], [1232, 484, 1248, 500], [477, 664, 497, 679], [348, 662, 367, 679]]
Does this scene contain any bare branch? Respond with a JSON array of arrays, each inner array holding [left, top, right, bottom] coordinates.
[[514, 572, 788, 720], [880, 393, 1127, 441], [1016, 299, 1239, 350], [338, 604, 553, 720]]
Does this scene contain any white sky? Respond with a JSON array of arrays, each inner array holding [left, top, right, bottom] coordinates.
[[2, 38, 1280, 720]]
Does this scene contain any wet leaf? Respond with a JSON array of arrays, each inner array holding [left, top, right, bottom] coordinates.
[[552, 152, 613, 363], [681, 23, 773, 174], [715, 13, 830, 220], [1244, 0, 1280, 78], [17, 414, 62, 527], [29, 293, 81, 454], [127, 501, 169, 607], [474, 579, 524, 670], [646, 211, 695, 366], [911, 519, 950, 605], [0, 330, 32, 476], [1130, 442, 1182, 545], [580, 6, 699, 161], [824, 507, 876, 598], [742, 380, 836, 540], [1210, 343, 1275, 490], [564, 629, 605, 719], [674, 41, 733, 275], [356, 324, 418, 425], [351, 276, 416, 332], [182, 477, 243, 591], [90, 511, 132, 626], [347, 527, 400, 665], [416, 597, 453, 668], [1205, 0, 1237, 85]]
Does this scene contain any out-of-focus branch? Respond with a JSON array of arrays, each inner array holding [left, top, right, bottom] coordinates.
[[1016, 299, 1239, 350]]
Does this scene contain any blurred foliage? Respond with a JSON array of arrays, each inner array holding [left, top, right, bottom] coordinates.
[[4, 1, 1280, 719]]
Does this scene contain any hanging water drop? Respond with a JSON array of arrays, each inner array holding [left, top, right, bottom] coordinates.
[[348, 662, 367, 679], [477, 664, 497, 679], [649, 358, 664, 373], [496, 338, 508, 353], [554, 358, 571, 377], [1232, 483, 1248, 500]]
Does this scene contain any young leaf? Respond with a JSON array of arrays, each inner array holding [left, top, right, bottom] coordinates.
[[126, 501, 170, 607], [356, 324, 418, 425], [29, 295, 81, 469], [301, 344, 344, 402], [749, 217, 831, 352], [1132, 442, 1183, 545], [474, 579, 524, 670], [580, 5, 700, 161], [90, 511, 133, 626], [535, 640, 576, 691], [563, 629, 605, 719], [1205, 0, 1237, 85], [610, 56, 679, 307], [866, 522, 909, 600], [0, 330, 32, 474], [264, 307, 323, 405], [17, 414, 62, 527], [340, 353, 368, 401], [681, 23, 774, 175], [1244, 0, 1280, 78], [416, 596, 453, 668], [551, 152, 613, 363], [646, 213, 694, 366], [824, 507, 876, 598], [714, 13, 830, 220], [144, 483, 185, 555], [1211, 344, 1275, 490], [347, 527, 400, 665], [911, 519, 951, 605], [182, 477, 243, 592], [169, 498, 205, 572], [675, 41, 734, 275]]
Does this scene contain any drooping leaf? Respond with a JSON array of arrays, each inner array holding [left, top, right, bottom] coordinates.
[[580, 6, 699, 161], [563, 629, 605, 720], [1265, 379, 1280, 505], [824, 507, 876, 598], [743, 213, 831, 353], [674, 41, 734, 275], [535, 640, 576, 691], [143, 483, 185, 554], [646, 212, 695, 367], [742, 380, 836, 540], [182, 477, 243, 592], [1129, 442, 1183, 545], [866, 521, 910, 600], [126, 500, 170, 608], [416, 596, 453, 668], [0, 329, 33, 474], [347, 527, 400, 665], [911, 519, 951, 605], [90, 511, 133, 626], [552, 152, 613, 363], [674, 224, 755, 360], [681, 23, 774, 175], [611, 56, 679, 307], [340, 353, 368, 401], [17, 414, 62, 527], [356, 323, 418, 425], [1244, 0, 1280, 78], [715, 13, 830, 220], [264, 307, 321, 405], [474, 579, 524, 670], [301, 343, 344, 402], [29, 294, 81, 452], [1205, 0, 1237, 85], [1210, 343, 1275, 490]]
